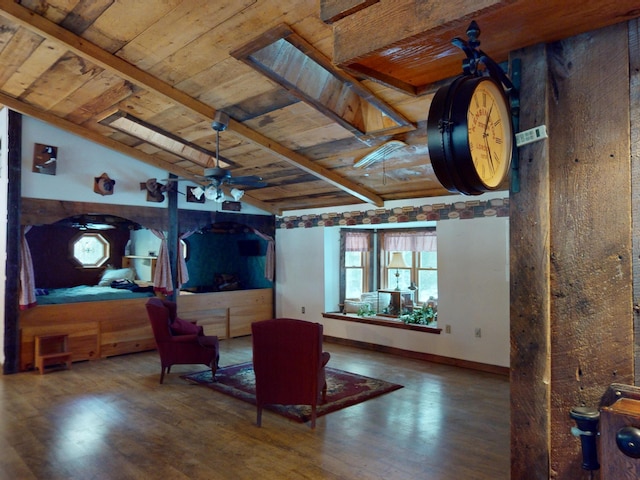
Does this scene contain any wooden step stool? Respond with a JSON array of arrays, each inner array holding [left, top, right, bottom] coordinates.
[[35, 334, 72, 374]]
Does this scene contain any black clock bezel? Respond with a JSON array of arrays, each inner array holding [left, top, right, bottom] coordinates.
[[427, 75, 513, 195]]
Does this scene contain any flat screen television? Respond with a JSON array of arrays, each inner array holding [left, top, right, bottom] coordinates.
[[237, 239, 261, 256]]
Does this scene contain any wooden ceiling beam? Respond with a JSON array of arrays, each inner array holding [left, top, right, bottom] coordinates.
[[330, 0, 500, 65], [0, 1, 384, 207]]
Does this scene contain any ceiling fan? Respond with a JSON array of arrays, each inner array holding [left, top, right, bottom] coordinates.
[[56, 214, 138, 230], [180, 112, 267, 203]]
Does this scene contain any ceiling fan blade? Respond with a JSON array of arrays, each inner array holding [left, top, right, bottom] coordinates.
[[227, 175, 267, 187], [158, 177, 192, 182]]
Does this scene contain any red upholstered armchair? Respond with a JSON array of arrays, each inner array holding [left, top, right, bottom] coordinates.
[[145, 297, 219, 384], [251, 318, 331, 428]]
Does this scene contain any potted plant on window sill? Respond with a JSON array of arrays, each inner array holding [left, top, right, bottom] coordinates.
[[400, 301, 437, 326]]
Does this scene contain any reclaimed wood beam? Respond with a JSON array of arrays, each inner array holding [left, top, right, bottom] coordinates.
[[0, 0, 384, 207], [320, 0, 380, 24], [510, 24, 633, 478], [330, 0, 500, 66]]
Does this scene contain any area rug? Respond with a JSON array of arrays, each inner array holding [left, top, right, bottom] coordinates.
[[181, 362, 403, 423]]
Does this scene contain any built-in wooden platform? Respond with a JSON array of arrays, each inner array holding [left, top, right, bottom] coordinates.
[[19, 288, 274, 372]]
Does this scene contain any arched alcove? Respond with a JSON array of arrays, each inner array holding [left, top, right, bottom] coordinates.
[[27, 214, 139, 289], [181, 221, 273, 293]]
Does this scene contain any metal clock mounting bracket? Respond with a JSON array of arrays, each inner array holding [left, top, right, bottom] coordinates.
[[452, 21, 522, 193]]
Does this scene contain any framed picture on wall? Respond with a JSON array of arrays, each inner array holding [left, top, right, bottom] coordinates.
[[32, 143, 57, 175]]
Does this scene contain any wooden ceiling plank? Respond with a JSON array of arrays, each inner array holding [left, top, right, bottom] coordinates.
[[0, 26, 44, 87], [147, 39, 228, 88], [224, 88, 298, 122], [178, 58, 276, 107], [81, 0, 183, 54], [66, 79, 137, 124], [59, 0, 113, 34], [23, 53, 104, 110], [17, 0, 82, 25], [116, 0, 255, 71], [0, 16, 19, 51], [55, 74, 133, 119], [2, 37, 66, 97], [0, 0, 383, 206]]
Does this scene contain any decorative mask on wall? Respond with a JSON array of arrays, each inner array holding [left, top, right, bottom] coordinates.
[[94, 172, 116, 196]]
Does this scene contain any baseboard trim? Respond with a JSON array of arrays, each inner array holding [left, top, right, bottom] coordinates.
[[324, 335, 509, 376]]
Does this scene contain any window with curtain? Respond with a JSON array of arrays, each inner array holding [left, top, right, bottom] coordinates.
[[382, 231, 437, 303], [343, 231, 370, 300], [339, 228, 437, 307]]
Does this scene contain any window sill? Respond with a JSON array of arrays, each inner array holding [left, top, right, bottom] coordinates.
[[322, 312, 442, 334]]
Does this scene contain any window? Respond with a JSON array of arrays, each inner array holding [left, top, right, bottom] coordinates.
[[340, 228, 437, 309], [345, 251, 368, 299], [71, 232, 110, 267], [382, 250, 438, 302], [418, 251, 438, 303], [342, 231, 371, 300]]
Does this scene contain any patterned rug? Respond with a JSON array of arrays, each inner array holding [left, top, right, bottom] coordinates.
[[181, 362, 403, 423]]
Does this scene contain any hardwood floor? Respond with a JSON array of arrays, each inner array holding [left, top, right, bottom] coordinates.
[[0, 336, 510, 479]]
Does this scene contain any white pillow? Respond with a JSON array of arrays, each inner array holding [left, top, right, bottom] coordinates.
[[361, 292, 391, 313], [344, 300, 371, 314], [99, 267, 135, 286]]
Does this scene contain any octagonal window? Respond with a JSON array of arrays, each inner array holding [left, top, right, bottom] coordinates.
[[71, 233, 110, 267]]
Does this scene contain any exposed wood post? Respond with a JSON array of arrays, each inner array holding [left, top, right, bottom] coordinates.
[[167, 173, 178, 302], [511, 23, 633, 478], [630, 19, 640, 385], [3, 110, 21, 374], [510, 41, 551, 479]]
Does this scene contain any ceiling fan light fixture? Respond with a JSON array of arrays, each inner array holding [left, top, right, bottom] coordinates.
[[231, 188, 244, 201], [191, 186, 205, 200], [204, 185, 219, 201]]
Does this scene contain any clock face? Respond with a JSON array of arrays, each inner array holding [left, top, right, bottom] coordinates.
[[466, 78, 513, 189]]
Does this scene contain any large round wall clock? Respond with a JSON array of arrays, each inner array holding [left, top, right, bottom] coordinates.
[[427, 75, 514, 195]]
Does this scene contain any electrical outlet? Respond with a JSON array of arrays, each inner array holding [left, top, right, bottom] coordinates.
[[475, 328, 482, 338], [445, 324, 451, 334], [301, 306, 305, 314]]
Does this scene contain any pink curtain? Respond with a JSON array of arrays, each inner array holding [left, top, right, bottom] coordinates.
[[176, 230, 196, 287], [253, 229, 275, 282], [19, 226, 36, 310], [152, 229, 173, 295], [383, 231, 436, 252], [345, 231, 370, 252]]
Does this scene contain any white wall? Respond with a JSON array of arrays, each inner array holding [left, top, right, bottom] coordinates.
[[20, 116, 270, 215], [10, 114, 510, 367], [276, 194, 510, 368]]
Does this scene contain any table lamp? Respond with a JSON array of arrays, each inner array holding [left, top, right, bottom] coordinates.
[[388, 252, 408, 290]]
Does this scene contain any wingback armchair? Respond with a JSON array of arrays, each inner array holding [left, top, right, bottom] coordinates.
[[251, 318, 331, 428], [145, 297, 219, 384]]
